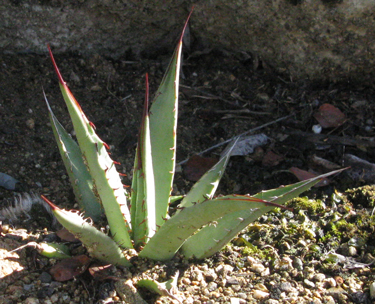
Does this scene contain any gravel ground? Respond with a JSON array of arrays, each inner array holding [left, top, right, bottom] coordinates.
[[1, 186, 375, 304]]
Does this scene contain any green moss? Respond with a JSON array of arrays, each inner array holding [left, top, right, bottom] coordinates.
[[345, 185, 375, 207], [287, 196, 326, 213]]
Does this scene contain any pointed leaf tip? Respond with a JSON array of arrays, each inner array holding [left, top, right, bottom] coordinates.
[[145, 73, 150, 114], [41, 195, 59, 211], [47, 45, 65, 85], [180, 8, 194, 42]]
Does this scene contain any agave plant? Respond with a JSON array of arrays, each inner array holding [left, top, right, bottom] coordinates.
[[41, 15, 343, 267]]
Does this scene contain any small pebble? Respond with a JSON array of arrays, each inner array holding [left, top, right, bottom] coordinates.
[[226, 277, 239, 285], [24, 298, 40, 304], [313, 273, 326, 282], [26, 118, 35, 129], [279, 282, 293, 292], [348, 246, 357, 256], [312, 124, 322, 134], [250, 263, 265, 274], [203, 268, 217, 281], [325, 278, 337, 288], [230, 298, 240, 304], [304, 279, 315, 288], [207, 282, 217, 292], [23, 284, 34, 291], [39, 271, 52, 283], [237, 293, 247, 299], [252, 289, 269, 300], [90, 84, 102, 91], [293, 257, 303, 270]]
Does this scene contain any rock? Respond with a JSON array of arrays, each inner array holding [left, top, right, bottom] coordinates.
[[203, 268, 218, 282], [39, 272, 52, 283], [292, 257, 304, 271], [2, 1, 375, 85], [279, 282, 293, 293], [26, 118, 35, 130], [313, 273, 326, 282], [252, 289, 269, 300], [250, 263, 265, 274], [207, 282, 217, 292], [304, 279, 315, 288]]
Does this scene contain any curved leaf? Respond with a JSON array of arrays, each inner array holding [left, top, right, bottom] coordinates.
[[181, 168, 347, 259], [139, 195, 279, 261], [41, 196, 131, 267]]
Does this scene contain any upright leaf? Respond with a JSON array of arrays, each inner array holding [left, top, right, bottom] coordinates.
[[48, 46, 132, 249], [149, 12, 192, 228], [44, 93, 102, 221], [131, 74, 156, 246]]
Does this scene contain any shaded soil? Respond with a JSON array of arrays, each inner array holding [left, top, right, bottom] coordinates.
[[1, 47, 375, 303]]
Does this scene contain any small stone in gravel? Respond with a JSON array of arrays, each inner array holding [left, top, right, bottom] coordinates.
[[207, 282, 217, 292], [292, 257, 303, 270], [254, 283, 268, 292], [203, 268, 217, 282], [250, 263, 265, 274], [232, 285, 242, 292], [348, 246, 357, 256], [222, 264, 234, 275], [23, 284, 34, 291], [252, 289, 269, 300], [279, 282, 293, 292], [39, 271, 52, 283], [226, 277, 239, 285], [191, 269, 205, 282], [237, 293, 247, 299], [313, 273, 326, 282], [304, 279, 315, 288], [37, 286, 55, 299], [26, 118, 35, 129], [24, 298, 39, 304], [325, 277, 337, 288]]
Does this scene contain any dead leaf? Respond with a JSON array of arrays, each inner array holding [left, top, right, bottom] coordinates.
[[184, 155, 218, 181], [49, 255, 90, 281], [262, 150, 284, 167], [88, 263, 113, 281], [309, 155, 341, 172], [56, 228, 78, 242], [314, 103, 346, 128], [289, 167, 329, 187]]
